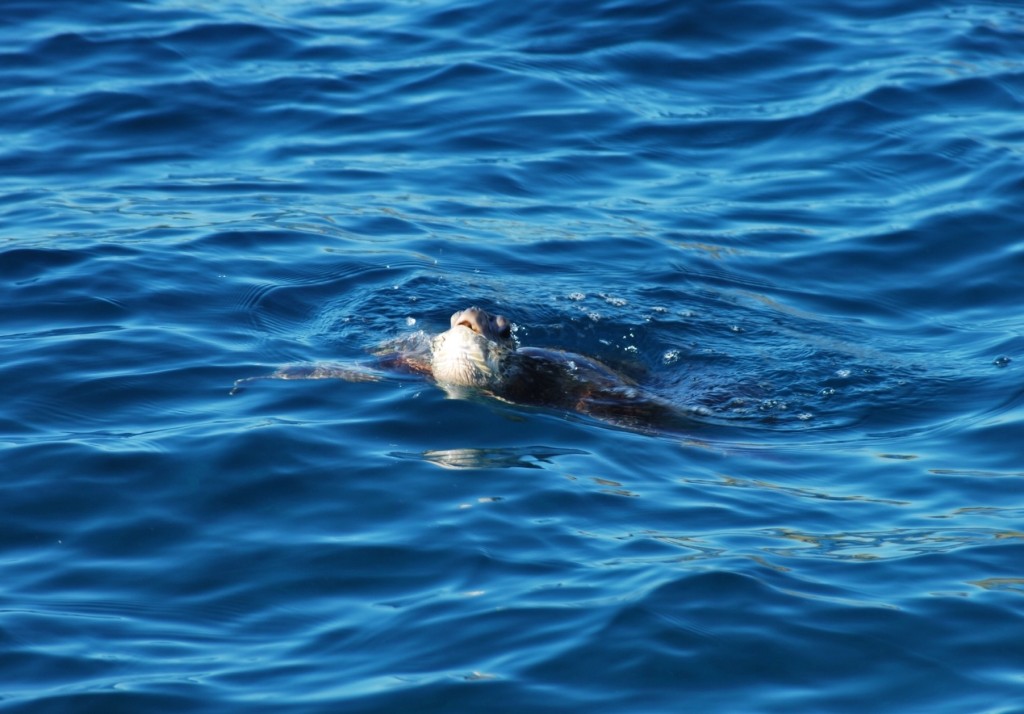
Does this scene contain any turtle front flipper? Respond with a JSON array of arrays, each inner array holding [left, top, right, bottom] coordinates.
[[230, 362, 385, 395]]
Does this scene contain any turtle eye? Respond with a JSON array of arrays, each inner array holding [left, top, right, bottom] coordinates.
[[493, 316, 511, 339]]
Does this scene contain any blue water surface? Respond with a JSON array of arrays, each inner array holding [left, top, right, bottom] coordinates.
[[2, 0, 1024, 711]]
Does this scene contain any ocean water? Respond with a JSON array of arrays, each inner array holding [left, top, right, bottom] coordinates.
[[2, 0, 1023, 711]]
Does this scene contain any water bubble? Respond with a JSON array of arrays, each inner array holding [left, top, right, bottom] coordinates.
[[835, 369, 852, 378], [568, 292, 586, 301], [600, 294, 628, 307], [405, 316, 416, 327], [993, 356, 1012, 368], [662, 349, 680, 365]]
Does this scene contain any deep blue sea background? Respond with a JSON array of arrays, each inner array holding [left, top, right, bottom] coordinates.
[[2, 0, 1024, 711]]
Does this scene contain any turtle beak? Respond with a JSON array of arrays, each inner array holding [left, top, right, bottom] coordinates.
[[452, 310, 472, 332], [452, 308, 483, 334]]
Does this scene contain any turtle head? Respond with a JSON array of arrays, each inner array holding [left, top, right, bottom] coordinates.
[[449, 306, 512, 343], [431, 307, 515, 388]]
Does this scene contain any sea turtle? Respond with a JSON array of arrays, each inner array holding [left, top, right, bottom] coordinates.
[[235, 306, 683, 428]]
